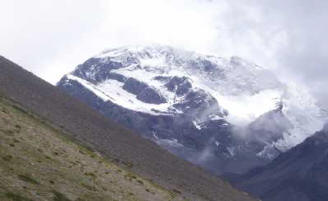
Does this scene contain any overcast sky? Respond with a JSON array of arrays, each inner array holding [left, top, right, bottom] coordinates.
[[1, 0, 327, 106]]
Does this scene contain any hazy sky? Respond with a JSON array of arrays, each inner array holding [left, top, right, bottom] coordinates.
[[1, 0, 327, 106]]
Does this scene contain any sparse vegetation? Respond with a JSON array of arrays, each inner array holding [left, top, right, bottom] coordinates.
[[5, 192, 33, 201], [125, 172, 138, 181], [53, 191, 71, 201], [18, 174, 40, 185], [0, 96, 185, 201], [81, 183, 97, 192], [2, 154, 13, 161]]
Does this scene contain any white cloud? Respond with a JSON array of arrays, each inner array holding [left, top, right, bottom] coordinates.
[[1, 0, 327, 109], [0, 0, 284, 83], [0, 0, 107, 83]]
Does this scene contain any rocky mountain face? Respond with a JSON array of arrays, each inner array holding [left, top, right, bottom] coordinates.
[[231, 124, 328, 201], [57, 45, 326, 175]]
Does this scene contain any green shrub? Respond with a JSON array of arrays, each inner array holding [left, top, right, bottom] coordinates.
[[18, 174, 39, 185], [53, 191, 71, 201], [5, 192, 33, 201], [2, 155, 13, 161]]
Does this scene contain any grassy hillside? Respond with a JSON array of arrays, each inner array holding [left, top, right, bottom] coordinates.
[[0, 96, 186, 201]]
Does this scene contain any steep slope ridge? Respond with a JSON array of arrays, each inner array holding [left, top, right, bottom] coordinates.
[[58, 45, 325, 174], [0, 95, 186, 201], [0, 56, 256, 201], [232, 124, 328, 201]]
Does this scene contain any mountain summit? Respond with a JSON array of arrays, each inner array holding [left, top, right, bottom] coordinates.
[[58, 45, 326, 174]]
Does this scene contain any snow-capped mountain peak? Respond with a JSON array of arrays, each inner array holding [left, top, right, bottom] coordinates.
[[58, 44, 327, 174], [73, 45, 283, 121]]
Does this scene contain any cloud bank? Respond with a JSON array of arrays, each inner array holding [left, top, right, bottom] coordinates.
[[1, 0, 327, 108]]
